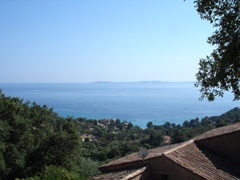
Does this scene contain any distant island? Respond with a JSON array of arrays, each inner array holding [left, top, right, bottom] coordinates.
[[92, 80, 195, 84]]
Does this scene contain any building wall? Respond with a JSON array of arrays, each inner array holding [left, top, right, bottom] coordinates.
[[149, 156, 204, 180], [196, 131, 240, 163]]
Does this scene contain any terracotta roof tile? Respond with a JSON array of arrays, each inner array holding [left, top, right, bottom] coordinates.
[[165, 142, 240, 180], [96, 123, 240, 179], [101, 123, 240, 170], [194, 122, 240, 141], [99, 142, 185, 169], [89, 166, 149, 180]]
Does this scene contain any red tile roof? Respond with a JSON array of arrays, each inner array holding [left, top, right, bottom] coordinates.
[[89, 166, 149, 180], [194, 122, 240, 141], [99, 142, 185, 169], [165, 141, 240, 179], [96, 122, 240, 179]]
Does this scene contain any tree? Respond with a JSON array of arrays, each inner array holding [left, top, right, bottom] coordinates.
[[19, 165, 81, 180], [194, 0, 240, 101], [183, 120, 190, 128], [147, 122, 153, 129], [0, 91, 84, 179], [148, 132, 163, 147], [127, 122, 133, 130], [172, 129, 187, 143]]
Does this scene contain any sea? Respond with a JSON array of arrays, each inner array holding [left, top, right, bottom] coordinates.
[[0, 82, 239, 128]]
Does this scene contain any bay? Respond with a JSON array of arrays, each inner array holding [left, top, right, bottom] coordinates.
[[0, 82, 239, 128]]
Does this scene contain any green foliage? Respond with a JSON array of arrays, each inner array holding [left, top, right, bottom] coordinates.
[[79, 107, 240, 161], [194, 0, 240, 101], [144, 107, 240, 144], [40, 165, 80, 180], [18, 165, 82, 180], [0, 91, 88, 179], [172, 129, 187, 143], [1, 91, 240, 179], [76, 157, 100, 177], [147, 121, 154, 128]]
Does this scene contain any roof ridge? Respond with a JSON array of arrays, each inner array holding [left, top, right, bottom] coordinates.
[[120, 166, 149, 180], [163, 140, 193, 155], [193, 122, 240, 141]]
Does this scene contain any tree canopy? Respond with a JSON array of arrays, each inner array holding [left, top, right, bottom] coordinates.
[[194, 0, 240, 101], [0, 91, 99, 180], [1, 90, 240, 179]]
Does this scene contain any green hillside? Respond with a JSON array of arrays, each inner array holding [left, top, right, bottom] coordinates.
[[1, 91, 239, 179]]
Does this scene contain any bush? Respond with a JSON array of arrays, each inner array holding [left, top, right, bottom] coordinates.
[[18, 165, 83, 180]]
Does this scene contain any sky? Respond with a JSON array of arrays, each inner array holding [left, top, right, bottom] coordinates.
[[0, 0, 214, 83]]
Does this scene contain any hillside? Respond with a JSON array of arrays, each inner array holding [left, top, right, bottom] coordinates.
[[0, 91, 240, 179]]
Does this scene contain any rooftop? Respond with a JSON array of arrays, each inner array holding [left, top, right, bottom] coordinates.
[[194, 122, 240, 141], [99, 142, 185, 170], [93, 122, 240, 180], [90, 166, 149, 180], [165, 141, 240, 179]]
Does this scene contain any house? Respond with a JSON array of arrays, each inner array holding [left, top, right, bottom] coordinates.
[[89, 122, 240, 180]]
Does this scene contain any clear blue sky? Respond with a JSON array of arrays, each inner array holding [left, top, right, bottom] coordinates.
[[0, 0, 214, 83]]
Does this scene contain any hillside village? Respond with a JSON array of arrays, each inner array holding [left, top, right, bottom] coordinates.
[[1, 91, 240, 179], [77, 107, 240, 164], [80, 118, 172, 145]]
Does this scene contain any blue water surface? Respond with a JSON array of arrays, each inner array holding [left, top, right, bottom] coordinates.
[[1, 82, 239, 128]]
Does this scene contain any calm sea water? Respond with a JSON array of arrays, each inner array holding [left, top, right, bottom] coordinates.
[[1, 82, 239, 128]]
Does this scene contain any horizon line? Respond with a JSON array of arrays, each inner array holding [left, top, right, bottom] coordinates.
[[0, 80, 196, 84]]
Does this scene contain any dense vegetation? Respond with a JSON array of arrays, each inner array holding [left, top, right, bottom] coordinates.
[[0, 91, 99, 180], [1, 91, 240, 179]]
